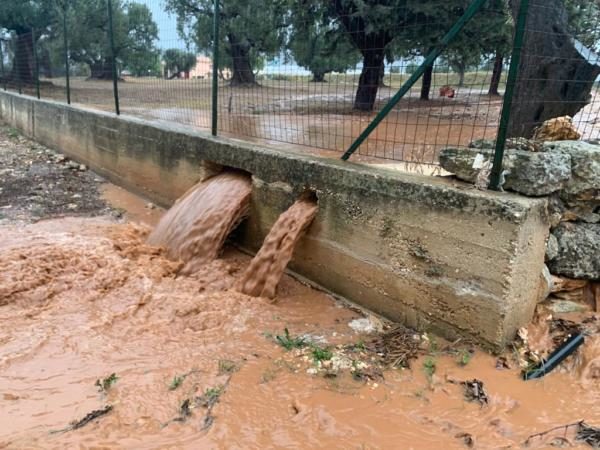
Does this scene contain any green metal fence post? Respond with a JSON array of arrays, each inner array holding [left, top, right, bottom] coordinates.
[[211, 0, 220, 136], [107, 0, 120, 115], [341, 0, 488, 161], [63, 6, 71, 104], [488, 0, 530, 190], [17, 38, 22, 95], [0, 39, 6, 91], [32, 29, 40, 99]]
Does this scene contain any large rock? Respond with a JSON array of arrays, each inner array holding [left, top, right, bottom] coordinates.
[[545, 233, 558, 261], [544, 141, 600, 206], [439, 147, 571, 196], [549, 222, 600, 279], [547, 193, 600, 226]]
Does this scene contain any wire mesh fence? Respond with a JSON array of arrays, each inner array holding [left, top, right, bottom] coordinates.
[[0, 0, 599, 174]]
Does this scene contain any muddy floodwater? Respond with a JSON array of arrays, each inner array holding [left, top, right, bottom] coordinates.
[[1, 126, 599, 449], [0, 187, 597, 449]]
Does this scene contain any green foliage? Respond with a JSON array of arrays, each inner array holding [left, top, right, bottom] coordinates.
[[456, 349, 473, 367], [169, 375, 185, 390], [287, 0, 360, 81], [197, 386, 223, 408], [95, 373, 118, 392], [566, 0, 600, 49], [0, 0, 56, 34], [275, 328, 306, 350], [218, 359, 238, 375], [311, 345, 333, 363], [423, 357, 436, 380], [61, 0, 159, 78], [162, 48, 197, 78], [164, 0, 285, 83], [6, 128, 20, 139]]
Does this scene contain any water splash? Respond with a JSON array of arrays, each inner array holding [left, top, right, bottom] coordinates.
[[235, 197, 318, 298], [147, 171, 252, 275]]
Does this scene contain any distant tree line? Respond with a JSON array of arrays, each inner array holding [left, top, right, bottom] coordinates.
[[1, 0, 599, 136]]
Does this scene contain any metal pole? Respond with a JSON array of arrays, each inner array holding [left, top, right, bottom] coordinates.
[[63, 6, 71, 104], [32, 29, 40, 99], [107, 0, 120, 115], [489, 0, 530, 190], [341, 0, 488, 161], [0, 39, 6, 91], [211, 0, 219, 136], [17, 36, 22, 94]]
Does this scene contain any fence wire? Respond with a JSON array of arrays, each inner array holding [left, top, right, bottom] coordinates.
[[0, 0, 599, 171]]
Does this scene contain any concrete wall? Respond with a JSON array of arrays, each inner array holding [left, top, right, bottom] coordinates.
[[0, 91, 550, 348]]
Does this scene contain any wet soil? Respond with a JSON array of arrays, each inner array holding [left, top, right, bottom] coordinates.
[[0, 124, 113, 224], [1, 125, 599, 449], [25, 78, 600, 167]]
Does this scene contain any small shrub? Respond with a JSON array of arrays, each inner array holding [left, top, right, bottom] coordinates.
[[276, 328, 306, 350]]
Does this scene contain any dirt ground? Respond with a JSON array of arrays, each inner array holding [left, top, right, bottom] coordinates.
[[1, 125, 599, 449], [16, 76, 599, 167], [23, 76, 504, 165], [0, 124, 115, 224]]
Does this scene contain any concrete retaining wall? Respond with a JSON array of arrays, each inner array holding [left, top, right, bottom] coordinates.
[[0, 91, 550, 348]]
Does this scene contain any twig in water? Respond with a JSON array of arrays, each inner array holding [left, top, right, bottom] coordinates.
[[50, 405, 113, 434], [576, 422, 600, 448], [524, 421, 584, 446], [462, 379, 488, 406]]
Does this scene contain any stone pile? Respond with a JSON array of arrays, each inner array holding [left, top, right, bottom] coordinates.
[[439, 138, 599, 312]]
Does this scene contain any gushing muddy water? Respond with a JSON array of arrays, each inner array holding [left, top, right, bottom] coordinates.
[[1, 185, 599, 449], [147, 171, 252, 275], [236, 197, 318, 298]]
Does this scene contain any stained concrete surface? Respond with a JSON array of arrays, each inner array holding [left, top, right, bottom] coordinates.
[[0, 91, 549, 347]]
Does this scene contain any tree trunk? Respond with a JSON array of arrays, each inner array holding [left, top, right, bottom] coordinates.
[[420, 62, 434, 100], [354, 47, 385, 111], [450, 60, 466, 87], [508, 0, 600, 137], [11, 33, 35, 84], [378, 60, 387, 87], [311, 71, 326, 82], [89, 59, 113, 80], [228, 35, 256, 87], [457, 68, 465, 87], [40, 48, 53, 78], [332, 0, 392, 111], [488, 52, 503, 96]]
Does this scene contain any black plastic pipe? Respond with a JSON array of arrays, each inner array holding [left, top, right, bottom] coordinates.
[[523, 334, 585, 380]]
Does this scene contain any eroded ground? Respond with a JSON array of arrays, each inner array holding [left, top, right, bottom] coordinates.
[[0, 125, 599, 449]]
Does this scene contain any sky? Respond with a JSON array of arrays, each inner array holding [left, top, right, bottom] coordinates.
[[138, 0, 181, 49]]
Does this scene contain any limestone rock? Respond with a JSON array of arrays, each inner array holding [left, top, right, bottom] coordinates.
[[550, 276, 587, 293], [468, 137, 542, 152], [545, 234, 558, 261], [584, 282, 599, 312], [545, 298, 590, 314], [547, 193, 599, 226], [549, 222, 600, 279], [439, 147, 571, 196], [538, 265, 553, 302], [533, 116, 581, 141], [544, 141, 600, 205]]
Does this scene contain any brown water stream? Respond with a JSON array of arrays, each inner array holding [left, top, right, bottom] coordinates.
[[236, 196, 318, 299], [147, 171, 252, 275], [0, 184, 599, 449]]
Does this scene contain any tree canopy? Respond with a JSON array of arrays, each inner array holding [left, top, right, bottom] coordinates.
[[287, 0, 360, 82], [163, 48, 196, 78], [164, 0, 285, 85], [64, 0, 159, 79]]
